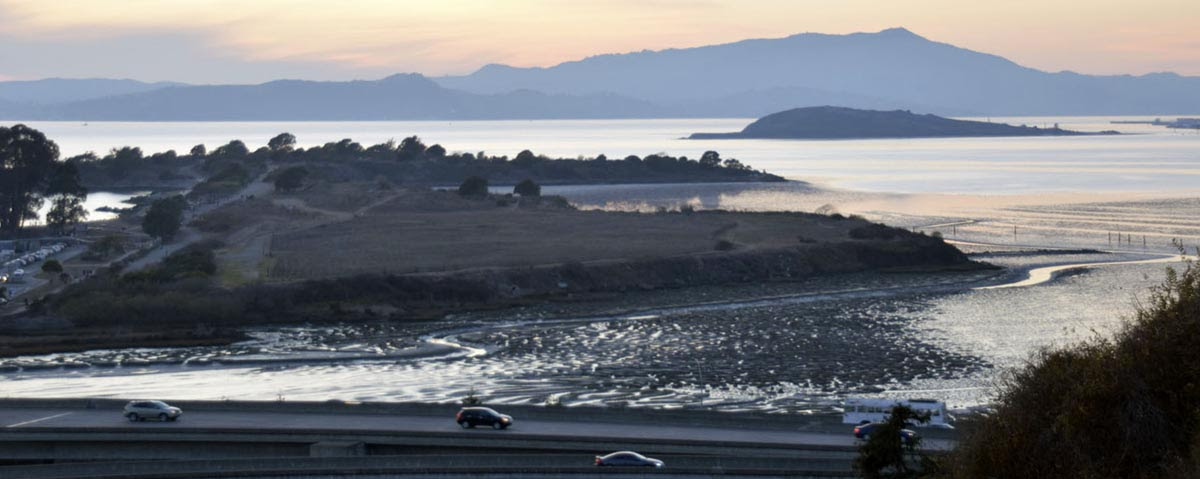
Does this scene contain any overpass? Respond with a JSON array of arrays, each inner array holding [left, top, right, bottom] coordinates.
[[0, 398, 954, 478]]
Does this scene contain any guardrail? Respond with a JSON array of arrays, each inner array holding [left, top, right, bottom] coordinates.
[[0, 426, 860, 457]]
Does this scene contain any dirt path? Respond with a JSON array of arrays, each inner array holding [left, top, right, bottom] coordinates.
[[125, 169, 276, 274]]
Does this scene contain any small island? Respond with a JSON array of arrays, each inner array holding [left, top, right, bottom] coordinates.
[[689, 106, 1119, 140]]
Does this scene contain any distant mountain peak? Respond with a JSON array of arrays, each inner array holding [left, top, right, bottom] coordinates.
[[875, 27, 921, 37]]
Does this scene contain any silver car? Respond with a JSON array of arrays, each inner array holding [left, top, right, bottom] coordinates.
[[124, 400, 182, 422]]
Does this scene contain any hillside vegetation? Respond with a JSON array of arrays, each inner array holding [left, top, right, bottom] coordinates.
[[945, 253, 1200, 478]]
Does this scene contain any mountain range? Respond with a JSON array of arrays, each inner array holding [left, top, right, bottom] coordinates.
[[1, 28, 1197, 121]]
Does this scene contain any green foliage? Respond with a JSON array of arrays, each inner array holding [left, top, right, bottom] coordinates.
[[190, 144, 206, 157], [513, 178, 541, 197], [0, 124, 59, 234], [211, 140, 249, 158], [142, 195, 187, 240], [396, 136, 426, 162], [267, 132, 296, 152], [46, 195, 88, 235], [189, 163, 252, 200], [425, 144, 446, 159], [462, 387, 482, 405], [50, 242, 228, 328], [83, 234, 126, 261], [850, 223, 901, 240], [946, 252, 1200, 478], [855, 405, 935, 478], [41, 259, 63, 274], [123, 241, 218, 283], [458, 176, 489, 197], [273, 166, 309, 192]]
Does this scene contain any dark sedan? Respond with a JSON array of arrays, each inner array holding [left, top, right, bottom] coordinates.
[[455, 407, 513, 429]]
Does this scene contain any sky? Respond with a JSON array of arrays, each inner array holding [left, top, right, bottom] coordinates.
[[0, 0, 1197, 84]]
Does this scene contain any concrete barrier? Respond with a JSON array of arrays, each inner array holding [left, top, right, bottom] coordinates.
[[0, 455, 859, 479]]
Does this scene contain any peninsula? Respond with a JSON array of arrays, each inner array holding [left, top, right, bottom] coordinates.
[[688, 106, 1117, 140]]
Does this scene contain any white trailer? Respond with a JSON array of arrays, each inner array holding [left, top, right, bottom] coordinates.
[[842, 397, 953, 428]]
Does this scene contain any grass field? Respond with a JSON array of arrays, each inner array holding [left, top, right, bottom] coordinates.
[[265, 189, 868, 281]]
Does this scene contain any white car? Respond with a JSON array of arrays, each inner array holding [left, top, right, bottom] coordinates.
[[123, 400, 182, 422]]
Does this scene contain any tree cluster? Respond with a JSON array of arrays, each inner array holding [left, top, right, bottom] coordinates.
[[0, 124, 89, 236]]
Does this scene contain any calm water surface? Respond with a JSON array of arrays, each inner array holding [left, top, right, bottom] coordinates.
[[6, 116, 1199, 194]]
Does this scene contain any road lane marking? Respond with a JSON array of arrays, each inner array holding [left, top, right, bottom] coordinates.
[[6, 412, 73, 428]]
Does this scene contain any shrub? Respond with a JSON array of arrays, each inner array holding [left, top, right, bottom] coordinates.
[[41, 259, 63, 274], [514, 178, 541, 197], [457, 176, 489, 197], [850, 224, 900, 240], [462, 387, 482, 405], [273, 166, 309, 192], [944, 252, 1200, 478], [855, 405, 937, 478]]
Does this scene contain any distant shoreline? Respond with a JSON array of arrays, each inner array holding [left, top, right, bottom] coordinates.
[[689, 106, 1121, 140]]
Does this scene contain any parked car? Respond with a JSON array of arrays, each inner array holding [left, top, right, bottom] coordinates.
[[124, 400, 182, 422], [595, 451, 664, 467], [853, 422, 918, 444], [455, 407, 512, 429]]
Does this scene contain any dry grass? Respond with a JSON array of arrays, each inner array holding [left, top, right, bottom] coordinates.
[[267, 189, 859, 281]]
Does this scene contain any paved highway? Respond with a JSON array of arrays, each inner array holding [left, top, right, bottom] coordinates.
[[0, 404, 954, 450]]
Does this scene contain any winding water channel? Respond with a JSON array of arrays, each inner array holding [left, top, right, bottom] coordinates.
[[0, 246, 1185, 412]]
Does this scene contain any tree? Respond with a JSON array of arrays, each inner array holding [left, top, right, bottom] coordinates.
[[274, 166, 309, 192], [189, 144, 207, 157], [854, 404, 933, 478], [425, 144, 446, 159], [46, 196, 87, 236], [397, 136, 426, 161], [513, 179, 541, 197], [723, 158, 748, 170], [457, 176, 489, 197], [45, 160, 88, 235], [142, 195, 187, 241], [0, 124, 59, 235], [267, 132, 296, 152], [513, 149, 537, 167], [41, 259, 63, 274], [699, 150, 722, 167], [212, 140, 249, 158]]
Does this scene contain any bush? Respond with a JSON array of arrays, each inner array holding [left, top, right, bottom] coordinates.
[[457, 176, 489, 197], [945, 252, 1200, 478], [855, 405, 937, 478], [41, 259, 63, 274], [273, 166, 309, 192], [850, 224, 900, 240], [514, 178, 541, 197], [142, 195, 187, 240]]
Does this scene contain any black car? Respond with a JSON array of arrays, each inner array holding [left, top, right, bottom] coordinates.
[[456, 407, 513, 429], [595, 451, 664, 467], [853, 422, 918, 444]]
